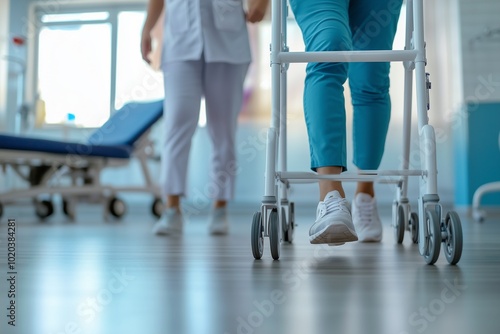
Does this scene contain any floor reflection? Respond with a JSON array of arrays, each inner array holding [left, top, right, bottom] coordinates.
[[0, 209, 498, 334]]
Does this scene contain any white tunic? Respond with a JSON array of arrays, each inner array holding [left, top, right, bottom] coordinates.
[[162, 0, 252, 64]]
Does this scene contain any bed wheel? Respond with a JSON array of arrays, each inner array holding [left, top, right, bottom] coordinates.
[[108, 197, 126, 218], [152, 198, 163, 218], [35, 199, 54, 220]]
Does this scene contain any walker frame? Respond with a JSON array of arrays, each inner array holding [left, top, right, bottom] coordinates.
[[250, 0, 463, 265]]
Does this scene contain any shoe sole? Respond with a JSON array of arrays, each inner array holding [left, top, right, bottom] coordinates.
[[152, 225, 182, 236], [355, 227, 382, 242], [309, 223, 358, 244], [209, 227, 229, 235], [358, 235, 382, 242], [154, 230, 182, 236]]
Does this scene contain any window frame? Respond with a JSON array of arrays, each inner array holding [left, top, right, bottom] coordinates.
[[30, 2, 148, 129]]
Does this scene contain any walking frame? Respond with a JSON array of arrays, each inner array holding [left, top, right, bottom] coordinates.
[[250, 0, 463, 264]]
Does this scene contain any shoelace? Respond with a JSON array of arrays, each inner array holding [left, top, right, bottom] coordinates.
[[319, 197, 349, 217], [354, 200, 374, 225]]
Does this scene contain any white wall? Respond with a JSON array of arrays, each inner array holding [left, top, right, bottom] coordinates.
[[453, 0, 500, 207], [0, 0, 10, 132], [460, 0, 500, 103], [4, 0, 31, 135]]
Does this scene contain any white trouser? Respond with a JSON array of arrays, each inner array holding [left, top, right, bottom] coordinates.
[[161, 58, 249, 201]]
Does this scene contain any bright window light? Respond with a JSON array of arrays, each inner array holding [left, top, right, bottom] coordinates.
[[41, 12, 109, 23], [115, 11, 164, 110], [38, 24, 112, 127]]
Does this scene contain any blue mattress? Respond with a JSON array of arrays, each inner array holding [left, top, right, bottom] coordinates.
[[0, 134, 132, 158], [0, 100, 164, 159]]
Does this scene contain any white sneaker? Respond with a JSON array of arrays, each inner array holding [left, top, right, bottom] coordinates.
[[208, 207, 229, 235], [352, 193, 382, 242], [309, 190, 358, 245], [152, 208, 184, 235]]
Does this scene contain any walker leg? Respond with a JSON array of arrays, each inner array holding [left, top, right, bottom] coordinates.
[[413, 0, 441, 263], [393, 0, 415, 243], [278, 0, 294, 244], [252, 0, 284, 260], [413, 0, 463, 264]]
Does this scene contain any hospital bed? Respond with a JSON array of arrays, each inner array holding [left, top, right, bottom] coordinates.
[[0, 100, 164, 221], [251, 0, 463, 264]]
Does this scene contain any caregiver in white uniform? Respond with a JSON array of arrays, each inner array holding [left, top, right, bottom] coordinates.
[[141, 0, 269, 235]]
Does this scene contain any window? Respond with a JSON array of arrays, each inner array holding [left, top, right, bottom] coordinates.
[[114, 11, 164, 112], [35, 6, 164, 128], [38, 23, 112, 127]]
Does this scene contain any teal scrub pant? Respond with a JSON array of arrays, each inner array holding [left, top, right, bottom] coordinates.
[[288, 0, 403, 171]]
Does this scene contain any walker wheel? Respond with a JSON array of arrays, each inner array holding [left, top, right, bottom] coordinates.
[[62, 198, 76, 221], [281, 206, 287, 237], [423, 209, 441, 265], [108, 197, 126, 218], [152, 198, 164, 218], [251, 211, 264, 259], [410, 212, 419, 244], [443, 211, 463, 265], [269, 209, 281, 260], [35, 199, 54, 220], [394, 204, 405, 244], [284, 202, 295, 243]]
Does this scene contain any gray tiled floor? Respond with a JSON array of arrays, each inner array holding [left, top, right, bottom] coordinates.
[[0, 203, 499, 334]]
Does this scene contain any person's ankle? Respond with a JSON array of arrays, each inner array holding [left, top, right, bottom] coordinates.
[[355, 181, 375, 197], [355, 192, 374, 198], [213, 201, 227, 209]]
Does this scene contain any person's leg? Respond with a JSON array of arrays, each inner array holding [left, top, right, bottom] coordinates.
[[203, 61, 248, 204], [289, 0, 352, 201], [161, 60, 203, 203], [348, 0, 403, 241], [289, 0, 357, 245], [349, 0, 402, 175], [153, 60, 203, 235], [203, 61, 249, 234]]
